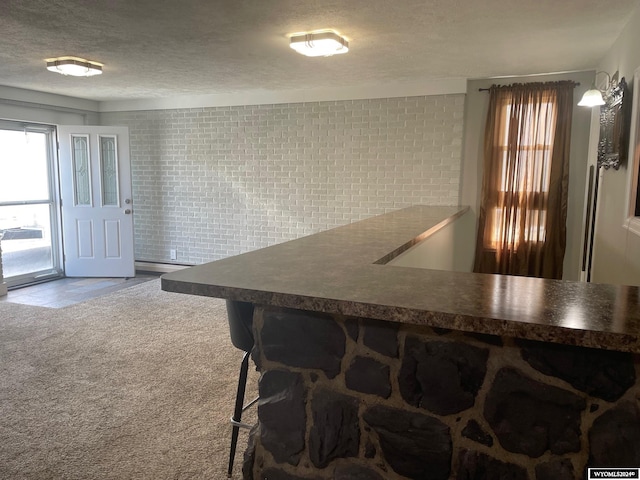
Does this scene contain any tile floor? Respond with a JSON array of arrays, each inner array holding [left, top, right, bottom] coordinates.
[[0, 273, 160, 308]]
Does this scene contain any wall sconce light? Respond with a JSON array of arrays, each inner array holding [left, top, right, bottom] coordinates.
[[45, 56, 103, 77], [578, 71, 618, 107], [289, 31, 349, 57]]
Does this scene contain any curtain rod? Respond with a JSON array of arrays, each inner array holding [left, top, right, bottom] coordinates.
[[479, 82, 580, 92]]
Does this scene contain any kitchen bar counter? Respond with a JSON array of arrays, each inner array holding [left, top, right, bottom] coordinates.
[[161, 205, 640, 479], [161, 205, 640, 353]]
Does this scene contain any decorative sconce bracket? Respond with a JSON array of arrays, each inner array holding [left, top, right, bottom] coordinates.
[[598, 77, 630, 170]]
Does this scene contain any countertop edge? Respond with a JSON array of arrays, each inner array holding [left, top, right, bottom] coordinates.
[[161, 206, 640, 354]]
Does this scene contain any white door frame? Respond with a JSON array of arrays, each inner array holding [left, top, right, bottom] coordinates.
[[0, 120, 63, 288]]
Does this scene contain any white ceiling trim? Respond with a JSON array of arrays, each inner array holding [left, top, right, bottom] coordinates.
[[98, 78, 468, 112], [0, 86, 99, 113]]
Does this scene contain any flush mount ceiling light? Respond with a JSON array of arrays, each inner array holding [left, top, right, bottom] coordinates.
[[45, 56, 103, 77], [289, 30, 349, 57]]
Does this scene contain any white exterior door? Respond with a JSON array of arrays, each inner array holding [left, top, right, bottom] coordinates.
[[58, 126, 134, 277]]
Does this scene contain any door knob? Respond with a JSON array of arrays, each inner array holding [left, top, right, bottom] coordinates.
[[125, 199, 131, 204], [124, 209, 132, 214]]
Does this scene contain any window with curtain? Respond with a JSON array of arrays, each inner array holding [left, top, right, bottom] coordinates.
[[474, 81, 575, 279]]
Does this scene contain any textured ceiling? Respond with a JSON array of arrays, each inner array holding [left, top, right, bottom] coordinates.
[[0, 0, 637, 102]]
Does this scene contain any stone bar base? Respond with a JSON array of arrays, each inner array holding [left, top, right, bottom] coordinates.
[[244, 306, 640, 480]]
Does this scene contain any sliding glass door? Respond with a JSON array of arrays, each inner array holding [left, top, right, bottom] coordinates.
[[0, 121, 62, 288]]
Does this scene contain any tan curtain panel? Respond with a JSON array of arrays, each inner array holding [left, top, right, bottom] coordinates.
[[473, 81, 574, 279]]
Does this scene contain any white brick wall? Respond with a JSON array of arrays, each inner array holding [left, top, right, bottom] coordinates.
[[100, 95, 465, 265]]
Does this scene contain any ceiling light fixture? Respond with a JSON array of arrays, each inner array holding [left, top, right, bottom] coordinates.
[[289, 31, 349, 57], [578, 71, 618, 107], [45, 56, 103, 77]]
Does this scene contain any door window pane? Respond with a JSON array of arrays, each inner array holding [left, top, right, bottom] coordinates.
[[100, 136, 119, 206], [72, 135, 91, 206]]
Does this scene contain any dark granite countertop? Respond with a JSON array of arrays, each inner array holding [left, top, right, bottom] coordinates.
[[161, 205, 640, 353]]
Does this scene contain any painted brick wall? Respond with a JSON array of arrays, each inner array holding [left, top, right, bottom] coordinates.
[[100, 95, 464, 265]]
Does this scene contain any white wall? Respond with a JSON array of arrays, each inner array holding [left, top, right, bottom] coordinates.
[[387, 208, 475, 272], [100, 95, 465, 265], [462, 72, 595, 281], [590, 3, 640, 286]]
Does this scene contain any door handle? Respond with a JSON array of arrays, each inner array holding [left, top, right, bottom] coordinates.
[[124, 209, 132, 214]]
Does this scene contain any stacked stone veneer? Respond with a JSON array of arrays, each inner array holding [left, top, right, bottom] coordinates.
[[244, 306, 640, 480]]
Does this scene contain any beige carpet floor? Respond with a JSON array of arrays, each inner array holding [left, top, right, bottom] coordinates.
[[0, 279, 258, 479]]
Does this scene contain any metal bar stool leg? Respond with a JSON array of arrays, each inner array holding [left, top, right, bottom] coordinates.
[[227, 351, 250, 477]]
